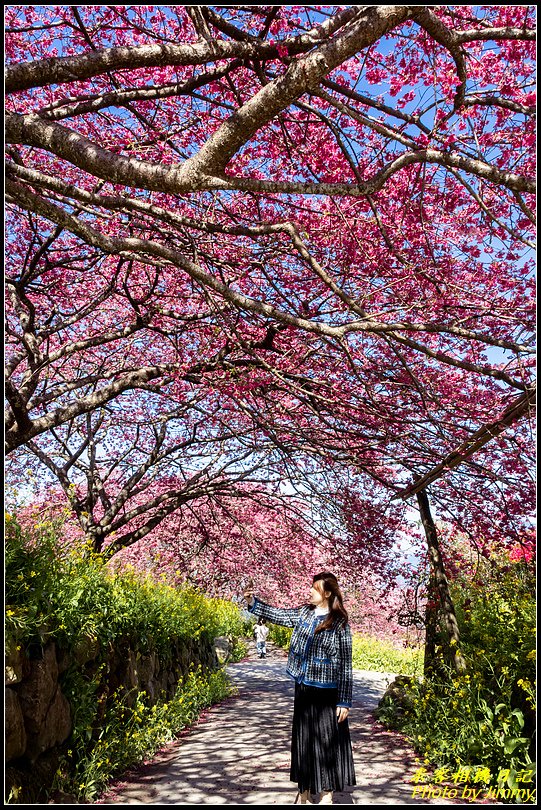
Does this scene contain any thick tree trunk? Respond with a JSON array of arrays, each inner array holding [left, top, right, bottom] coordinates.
[[423, 573, 440, 678], [417, 488, 466, 673]]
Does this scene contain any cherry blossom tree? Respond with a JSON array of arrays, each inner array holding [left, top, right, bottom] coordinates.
[[5, 7, 536, 640]]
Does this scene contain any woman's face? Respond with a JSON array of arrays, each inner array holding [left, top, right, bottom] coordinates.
[[309, 580, 331, 606]]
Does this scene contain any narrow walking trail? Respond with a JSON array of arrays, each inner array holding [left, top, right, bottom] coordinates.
[[97, 642, 459, 805]]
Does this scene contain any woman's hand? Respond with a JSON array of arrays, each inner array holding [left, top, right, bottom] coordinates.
[[336, 706, 349, 723], [243, 578, 255, 607]]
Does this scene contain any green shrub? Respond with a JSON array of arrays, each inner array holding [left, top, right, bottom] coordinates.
[[55, 665, 233, 802], [378, 556, 536, 799], [229, 637, 249, 662], [5, 512, 248, 657], [267, 623, 293, 649], [5, 510, 67, 646], [5, 512, 245, 803]]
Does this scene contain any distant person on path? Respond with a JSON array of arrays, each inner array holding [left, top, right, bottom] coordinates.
[[243, 572, 355, 805], [254, 618, 269, 658]]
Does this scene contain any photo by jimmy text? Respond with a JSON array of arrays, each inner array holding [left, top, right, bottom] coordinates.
[[409, 765, 536, 804]]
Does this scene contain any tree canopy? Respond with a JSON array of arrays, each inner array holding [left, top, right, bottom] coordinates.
[[5, 6, 536, 597]]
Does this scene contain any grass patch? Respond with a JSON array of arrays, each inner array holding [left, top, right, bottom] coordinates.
[[352, 635, 423, 676]]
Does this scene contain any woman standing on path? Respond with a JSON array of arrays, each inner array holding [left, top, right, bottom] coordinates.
[[244, 572, 356, 805]]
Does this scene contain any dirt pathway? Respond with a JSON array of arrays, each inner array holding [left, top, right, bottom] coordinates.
[[97, 642, 459, 805]]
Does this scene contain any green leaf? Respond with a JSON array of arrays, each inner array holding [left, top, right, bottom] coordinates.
[[503, 735, 529, 755]]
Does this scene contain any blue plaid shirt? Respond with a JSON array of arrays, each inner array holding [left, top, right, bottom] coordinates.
[[248, 598, 353, 707]]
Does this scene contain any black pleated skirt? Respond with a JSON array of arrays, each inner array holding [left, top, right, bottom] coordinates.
[[290, 682, 356, 794]]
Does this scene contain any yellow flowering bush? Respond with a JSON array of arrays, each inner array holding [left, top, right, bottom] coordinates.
[[377, 552, 535, 798], [56, 666, 232, 802], [5, 512, 247, 657], [5, 512, 244, 803]]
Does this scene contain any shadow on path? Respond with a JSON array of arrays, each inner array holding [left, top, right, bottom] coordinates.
[[97, 650, 460, 805]]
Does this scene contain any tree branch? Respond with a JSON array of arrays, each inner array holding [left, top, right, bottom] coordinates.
[[395, 385, 536, 500]]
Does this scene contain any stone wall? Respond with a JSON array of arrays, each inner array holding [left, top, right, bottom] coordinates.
[[5, 633, 224, 803]]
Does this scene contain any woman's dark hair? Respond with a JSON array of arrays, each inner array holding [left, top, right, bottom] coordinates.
[[311, 571, 348, 633]]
